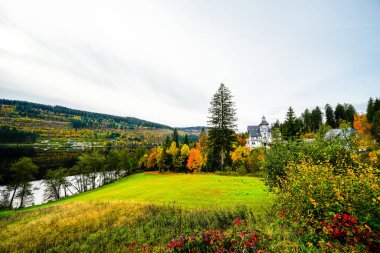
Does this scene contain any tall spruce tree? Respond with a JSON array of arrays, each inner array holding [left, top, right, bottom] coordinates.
[[172, 128, 179, 147], [372, 110, 380, 139], [282, 107, 299, 139], [335, 103, 345, 125], [343, 104, 356, 125], [184, 134, 189, 145], [325, 104, 337, 128], [301, 109, 312, 133], [367, 97, 374, 122], [374, 98, 380, 114], [311, 106, 323, 132], [207, 83, 237, 171]]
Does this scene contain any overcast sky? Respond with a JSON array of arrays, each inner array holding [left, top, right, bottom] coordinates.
[[0, 0, 379, 131]]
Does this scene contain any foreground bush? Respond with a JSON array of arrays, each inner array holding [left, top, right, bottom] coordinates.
[[275, 160, 380, 252], [262, 137, 357, 189], [166, 218, 269, 252]]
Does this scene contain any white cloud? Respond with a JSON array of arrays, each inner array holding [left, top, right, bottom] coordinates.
[[0, 0, 379, 131]]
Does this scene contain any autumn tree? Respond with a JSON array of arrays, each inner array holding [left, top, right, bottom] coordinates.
[[156, 146, 165, 172], [231, 146, 250, 173], [187, 148, 203, 172], [139, 154, 149, 170], [236, 133, 249, 146], [166, 141, 179, 170], [353, 114, 371, 135], [147, 148, 158, 170], [207, 83, 237, 171], [179, 144, 190, 170], [196, 128, 208, 167]]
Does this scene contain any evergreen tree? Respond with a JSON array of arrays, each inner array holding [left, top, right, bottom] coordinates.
[[272, 119, 281, 129], [310, 106, 323, 132], [343, 104, 356, 125], [207, 83, 237, 171], [374, 98, 380, 115], [366, 97, 374, 122], [334, 104, 345, 125], [301, 109, 312, 133], [325, 104, 337, 128], [164, 136, 171, 148], [172, 129, 179, 147], [281, 107, 299, 139], [184, 134, 189, 145], [372, 110, 380, 139]]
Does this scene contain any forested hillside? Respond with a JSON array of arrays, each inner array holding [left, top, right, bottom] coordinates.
[[0, 99, 170, 130]]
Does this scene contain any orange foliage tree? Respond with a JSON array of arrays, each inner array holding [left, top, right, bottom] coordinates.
[[235, 133, 249, 147], [353, 114, 371, 135], [187, 148, 203, 172]]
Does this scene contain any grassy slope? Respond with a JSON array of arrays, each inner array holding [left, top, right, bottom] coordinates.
[[0, 173, 273, 216], [70, 173, 272, 209], [0, 173, 274, 252]]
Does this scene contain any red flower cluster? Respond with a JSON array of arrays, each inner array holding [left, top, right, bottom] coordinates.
[[318, 213, 379, 250], [167, 218, 268, 252], [169, 237, 184, 249]]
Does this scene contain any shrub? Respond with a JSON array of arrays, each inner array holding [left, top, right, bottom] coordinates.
[[166, 218, 270, 252], [262, 137, 357, 189], [275, 160, 380, 251]]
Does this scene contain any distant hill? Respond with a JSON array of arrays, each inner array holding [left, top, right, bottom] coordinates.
[[177, 126, 208, 134], [0, 99, 171, 130]]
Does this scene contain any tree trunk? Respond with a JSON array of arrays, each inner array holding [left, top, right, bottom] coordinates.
[[9, 186, 17, 209], [221, 147, 224, 171], [19, 184, 26, 209]]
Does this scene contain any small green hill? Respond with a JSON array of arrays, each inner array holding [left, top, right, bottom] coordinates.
[[2, 173, 273, 216]]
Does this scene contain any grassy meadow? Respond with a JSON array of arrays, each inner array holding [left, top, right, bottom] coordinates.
[[0, 173, 274, 252]]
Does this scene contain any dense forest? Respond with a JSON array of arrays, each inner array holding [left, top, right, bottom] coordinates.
[[272, 98, 380, 141], [0, 125, 39, 143], [0, 99, 170, 130]]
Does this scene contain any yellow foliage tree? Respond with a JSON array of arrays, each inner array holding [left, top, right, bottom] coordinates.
[[231, 146, 250, 164]]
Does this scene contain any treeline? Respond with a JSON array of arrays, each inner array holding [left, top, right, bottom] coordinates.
[[0, 147, 148, 209], [273, 102, 357, 140], [0, 125, 39, 143], [0, 99, 170, 130], [366, 97, 380, 138]]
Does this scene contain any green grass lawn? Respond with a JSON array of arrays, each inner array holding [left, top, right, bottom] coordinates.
[[68, 172, 272, 209], [1, 172, 273, 216], [0, 173, 274, 252]]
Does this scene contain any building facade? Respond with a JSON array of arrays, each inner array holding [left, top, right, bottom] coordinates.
[[246, 116, 272, 149]]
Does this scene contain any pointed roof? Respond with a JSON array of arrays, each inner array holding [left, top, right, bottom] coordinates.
[[259, 116, 269, 126]]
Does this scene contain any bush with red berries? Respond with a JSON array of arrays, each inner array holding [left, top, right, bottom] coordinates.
[[166, 218, 270, 252]]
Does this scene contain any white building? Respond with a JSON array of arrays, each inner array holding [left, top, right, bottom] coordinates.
[[246, 116, 272, 149]]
